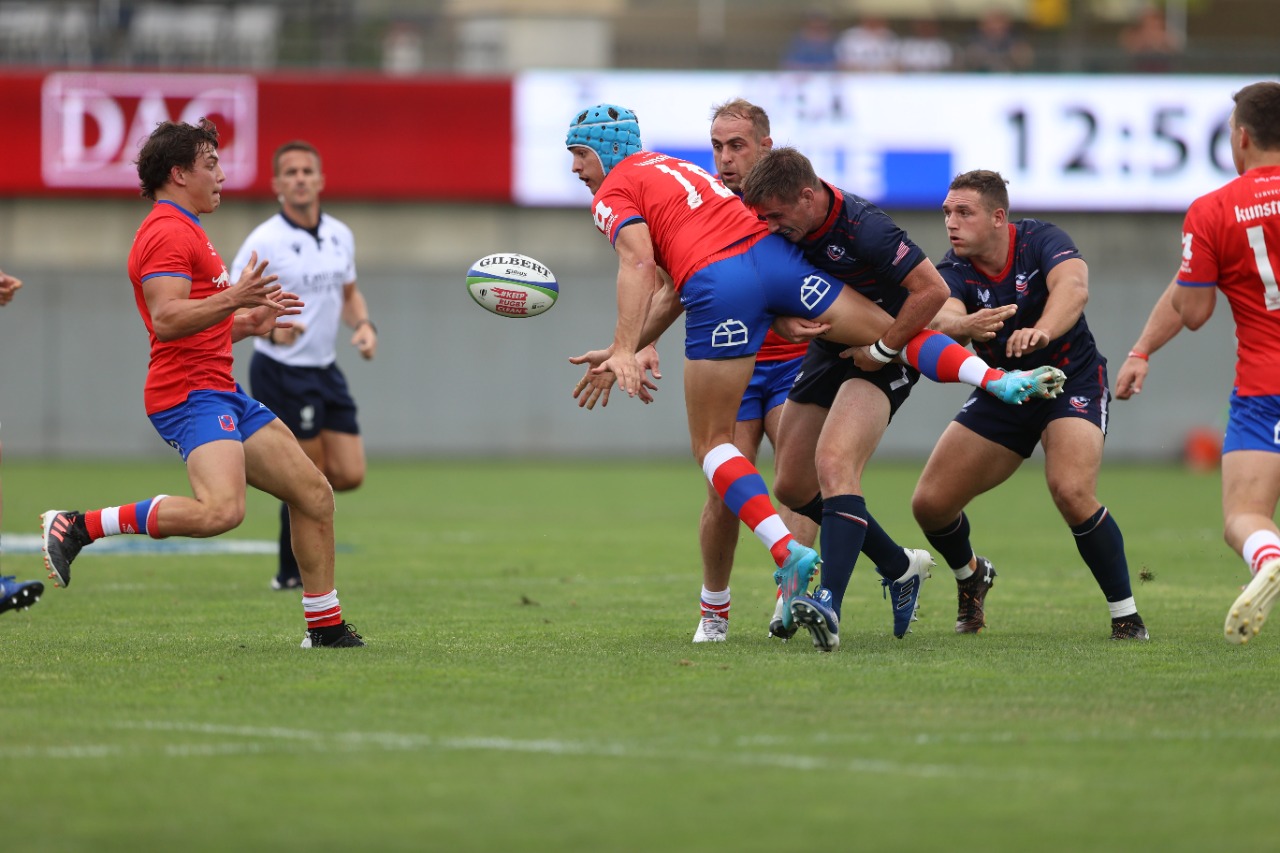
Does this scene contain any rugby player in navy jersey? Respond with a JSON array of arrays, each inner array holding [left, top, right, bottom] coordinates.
[[910, 169, 1148, 640], [740, 145, 1004, 649]]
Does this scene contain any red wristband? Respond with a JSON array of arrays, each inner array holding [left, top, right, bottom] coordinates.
[[1127, 349, 1149, 361]]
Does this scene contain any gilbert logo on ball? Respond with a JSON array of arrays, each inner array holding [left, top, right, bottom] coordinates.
[[466, 252, 558, 318]]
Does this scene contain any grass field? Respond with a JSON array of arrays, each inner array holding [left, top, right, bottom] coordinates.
[[2, 457, 1278, 852]]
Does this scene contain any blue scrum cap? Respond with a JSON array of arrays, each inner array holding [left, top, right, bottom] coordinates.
[[565, 104, 642, 175]]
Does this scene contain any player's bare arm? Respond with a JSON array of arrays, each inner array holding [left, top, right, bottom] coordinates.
[[1171, 280, 1217, 330], [1116, 276, 1184, 399], [573, 270, 675, 409], [596, 223, 660, 397], [1006, 257, 1088, 358], [144, 251, 284, 342], [846, 259, 949, 370], [342, 281, 377, 360]]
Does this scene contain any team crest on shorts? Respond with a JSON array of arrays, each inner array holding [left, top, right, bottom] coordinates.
[[712, 320, 749, 348], [218, 414, 237, 431], [801, 274, 832, 310]]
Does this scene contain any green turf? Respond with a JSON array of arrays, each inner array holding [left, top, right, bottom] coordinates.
[[1, 458, 1277, 852]]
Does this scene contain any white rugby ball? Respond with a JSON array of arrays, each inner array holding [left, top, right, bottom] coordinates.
[[466, 252, 558, 318]]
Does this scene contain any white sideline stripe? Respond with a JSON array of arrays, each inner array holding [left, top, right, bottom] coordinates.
[[1, 533, 277, 556], [0, 721, 1010, 780]]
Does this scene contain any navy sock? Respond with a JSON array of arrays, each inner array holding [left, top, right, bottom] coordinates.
[[862, 510, 908, 580], [820, 494, 869, 616], [791, 493, 824, 526], [1072, 506, 1133, 602], [923, 512, 974, 570], [278, 502, 299, 580]]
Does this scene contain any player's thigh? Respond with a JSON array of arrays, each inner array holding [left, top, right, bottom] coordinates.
[[184, 439, 250, 520], [914, 421, 1023, 513], [1041, 417, 1105, 522], [814, 286, 893, 349], [319, 430, 366, 491], [684, 356, 755, 460], [243, 419, 331, 511], [1222, 450, 1280, 522], [815, 379, 891, 483]]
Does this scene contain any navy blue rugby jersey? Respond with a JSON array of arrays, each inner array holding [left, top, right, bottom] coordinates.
[[937, 219, 1100, 374], [799, 182, 927, 356]]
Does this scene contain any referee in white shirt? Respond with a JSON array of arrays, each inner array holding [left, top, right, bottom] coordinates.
[[231, 141, 377, 590]]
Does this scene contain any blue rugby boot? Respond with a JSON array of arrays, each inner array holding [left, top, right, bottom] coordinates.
[[0, 575, 43, 614], [984, 366, 1067, 405], [791, 586, 840, 652], [773, 541, 820, 631], [881, 548, 934, 638]]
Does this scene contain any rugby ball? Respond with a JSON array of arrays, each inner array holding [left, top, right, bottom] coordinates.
[[466, 252, 558, 318]]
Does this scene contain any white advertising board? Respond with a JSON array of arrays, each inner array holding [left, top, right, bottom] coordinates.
[[516, 71, 1267, 211]]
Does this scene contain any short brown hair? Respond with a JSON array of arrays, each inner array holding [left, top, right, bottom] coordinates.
[[135, 118, 219, 201], [272, 140, 322, 176], [1233, 81, 1280, 150], [709, 98, 770, 138], [739, 146, 820, 207], [948, 169, 1010, 214]]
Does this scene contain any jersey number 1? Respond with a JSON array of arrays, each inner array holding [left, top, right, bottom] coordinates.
[[655, 162, 734, 210], [1246, 225, 1280, 311]]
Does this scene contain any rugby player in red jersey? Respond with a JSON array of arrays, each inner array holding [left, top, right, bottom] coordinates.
[[40, 119, 364, 648], [1171, 82, 1280, 644]]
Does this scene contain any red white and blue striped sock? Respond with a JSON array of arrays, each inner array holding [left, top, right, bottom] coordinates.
[[84, 495, 168, 540], [702, 443, 793, 567], [700, 586, 731, 620], [303, 589, 343, 630], [901, 329, 1003, 388], [1243, 530, 1280, 576]]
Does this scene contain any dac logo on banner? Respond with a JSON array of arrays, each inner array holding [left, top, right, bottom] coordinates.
[[40, 72, 258, 190]]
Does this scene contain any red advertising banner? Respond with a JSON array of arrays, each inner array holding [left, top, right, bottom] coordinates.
[[0, 70, 512, 201]]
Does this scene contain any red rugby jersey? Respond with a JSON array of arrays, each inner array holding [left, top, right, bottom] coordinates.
[[1179, 165, 1280, 395], [127, 201, 236, 414]]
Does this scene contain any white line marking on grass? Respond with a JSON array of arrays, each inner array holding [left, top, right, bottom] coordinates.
[[1, 533, 277, 556], [0, 721, 1036, 780]]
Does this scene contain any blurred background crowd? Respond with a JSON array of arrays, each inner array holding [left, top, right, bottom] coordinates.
[[0, 0, 1272, 77]]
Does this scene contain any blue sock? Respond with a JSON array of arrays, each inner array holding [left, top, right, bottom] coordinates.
[[923, 512, 974, 570], [861, 509, 908, 580], [1072, 506, 1133, 602], [820, 494, 869, 616]]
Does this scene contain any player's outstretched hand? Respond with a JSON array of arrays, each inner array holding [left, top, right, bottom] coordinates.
[[964, 304, 1017, 343], [772, 315, 830, 343], [240, 290, 303, 338], [1114, 354, 1149, 399], [0, 269, 23, 306], [227, 252, 283, 311]]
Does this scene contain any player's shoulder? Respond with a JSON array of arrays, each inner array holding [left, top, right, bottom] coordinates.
[[320, 211, 355, 241], [137, 203, 203, 245], [935, 250, 971, 280]]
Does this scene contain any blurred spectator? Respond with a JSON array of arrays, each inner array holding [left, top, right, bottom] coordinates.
[[382, 21, 425, 75], [1119, 6, 1180, 73], [964, 9, 1033, 72], [835, 15, 899, 72], [899, 19, 953, 72], [781, 10, 837, 71]]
